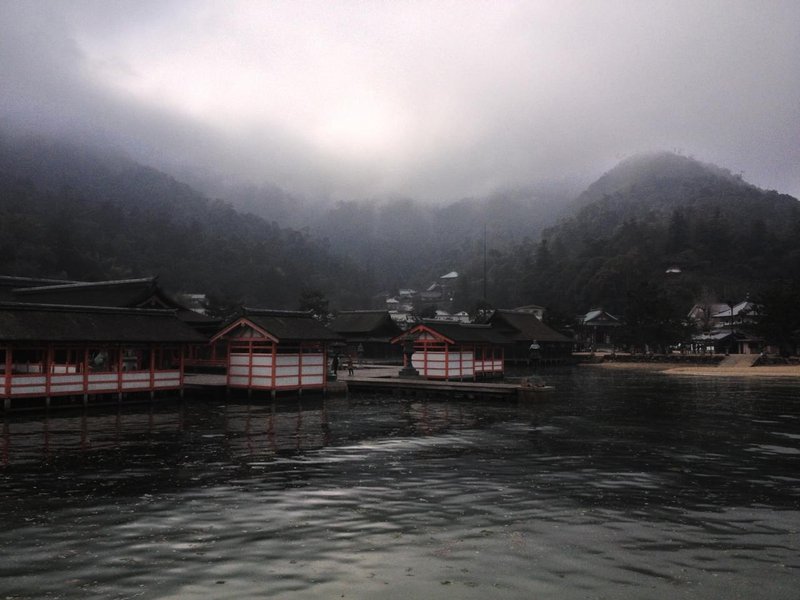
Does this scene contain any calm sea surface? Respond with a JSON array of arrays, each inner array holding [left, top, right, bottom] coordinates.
[[1, 367, 799, 599]]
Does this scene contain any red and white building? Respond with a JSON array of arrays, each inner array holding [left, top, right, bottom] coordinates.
[[0, 303, 206, 408], [210, 309, 342, 393], [392, 321, 507, 381]]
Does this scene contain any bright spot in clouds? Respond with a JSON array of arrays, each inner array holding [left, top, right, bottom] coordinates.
[[1, 0, 798, 200]]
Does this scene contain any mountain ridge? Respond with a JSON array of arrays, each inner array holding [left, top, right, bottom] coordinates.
[[2, 130, 799, 319]]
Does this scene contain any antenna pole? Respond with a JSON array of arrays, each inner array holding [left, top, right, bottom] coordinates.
[[483, 223, 487, 301]]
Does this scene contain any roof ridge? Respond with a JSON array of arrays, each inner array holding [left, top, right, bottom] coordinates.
[[242, 307, 315, 317], [13, 277, 157, 294], [0, 301, 177, 316]]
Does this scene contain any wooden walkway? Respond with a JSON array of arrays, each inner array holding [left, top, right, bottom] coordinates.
[[184, 366, 551, 400], [342, 366, 528, 400]]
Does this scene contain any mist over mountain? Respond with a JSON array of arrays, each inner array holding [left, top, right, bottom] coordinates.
[[0, 131, 373, 309], [2, 130, 799, 324]]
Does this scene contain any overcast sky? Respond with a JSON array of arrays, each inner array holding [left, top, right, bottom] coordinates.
[[1, 0, 798, 201]]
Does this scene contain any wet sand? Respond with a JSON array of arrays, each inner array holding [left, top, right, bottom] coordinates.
[[585, 361, 800, 378]]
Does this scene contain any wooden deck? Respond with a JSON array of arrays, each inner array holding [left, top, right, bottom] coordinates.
[[184, 373, 228, 389], [184, 366, 552, 401], [342, 366, 527, 400]]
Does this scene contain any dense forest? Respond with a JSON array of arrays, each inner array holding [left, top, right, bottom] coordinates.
[[455, 153, 800, 347], [2, 132, 800, 341], [0, 133, 374, 309], [483, 153, 800, 311]]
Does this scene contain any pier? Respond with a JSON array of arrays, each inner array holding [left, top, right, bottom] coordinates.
[[340, 366, 538, 400], [184, 366, 536, 400]]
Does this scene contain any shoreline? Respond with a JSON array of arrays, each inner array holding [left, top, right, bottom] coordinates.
[[582, 361, 800, 378]]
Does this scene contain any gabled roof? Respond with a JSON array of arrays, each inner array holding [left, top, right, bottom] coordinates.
[[485, 309, 572, 343], [0, 302, 206, 343], [214, 308, 342, 343], [328, 310, 402, 338], [582, 309, 620, 324], [711, 301, 757, 318], [395, 321, 510, 345], [688, 303, 729, 319]]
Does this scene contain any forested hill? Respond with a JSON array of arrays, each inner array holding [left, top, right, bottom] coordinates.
[[486, 152, 800, 319], [0, 133, 373, 309], [311, 185, 572, 294]]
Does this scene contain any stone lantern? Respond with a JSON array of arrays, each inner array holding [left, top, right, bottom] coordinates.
[[399, 337, 419, 377]]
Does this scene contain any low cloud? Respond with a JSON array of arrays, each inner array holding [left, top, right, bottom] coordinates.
[[1, 1, 798, 201]]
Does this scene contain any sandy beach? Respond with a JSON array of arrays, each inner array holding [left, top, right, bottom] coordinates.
[[584, 361, 800, 378]]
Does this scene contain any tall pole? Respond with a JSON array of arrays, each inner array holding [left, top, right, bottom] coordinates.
[[483, 223, 487, 301]]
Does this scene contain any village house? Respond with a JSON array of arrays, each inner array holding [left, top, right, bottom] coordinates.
[[577, 308, 622, 351], [210, 308, 342, 395], [688, 300, 763, 354], [392, 321, 508, 380]]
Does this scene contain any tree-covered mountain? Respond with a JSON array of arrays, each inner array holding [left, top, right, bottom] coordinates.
[[0, 132, 374, 310], [481, 152, 800, 326]]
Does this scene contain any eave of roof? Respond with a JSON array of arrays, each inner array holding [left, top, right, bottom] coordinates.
[[0, 302, 207, 343]]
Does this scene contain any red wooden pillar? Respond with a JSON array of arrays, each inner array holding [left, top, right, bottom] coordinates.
[[270, 342, 277, 390], [4, 344, 12, 397], [117, 344, 124, 394], [225, 341, 231, 387], [248, 340, 254, 389], [82, 347, 90, 396], [298, 344, 304, 389], [322, 344, 327, 389], [469, 344, 474, 381], [45, 344, 53, 398], [179, 345, 185, 388], [149, 345, 156, 391]]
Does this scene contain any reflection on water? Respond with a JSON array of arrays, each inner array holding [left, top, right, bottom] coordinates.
[[1, 368, 799, 599]]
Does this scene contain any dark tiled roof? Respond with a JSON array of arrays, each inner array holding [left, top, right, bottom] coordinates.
[[487, 310, 572, 343], [236, 308, 342, 342], [406, 321, 511, 345], [328, 310, 402, 338], [0, 303, 207, 343], [12, 277, 176, 309]]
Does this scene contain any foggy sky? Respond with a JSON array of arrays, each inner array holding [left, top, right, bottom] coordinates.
[[1, 0, 798, 201]]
